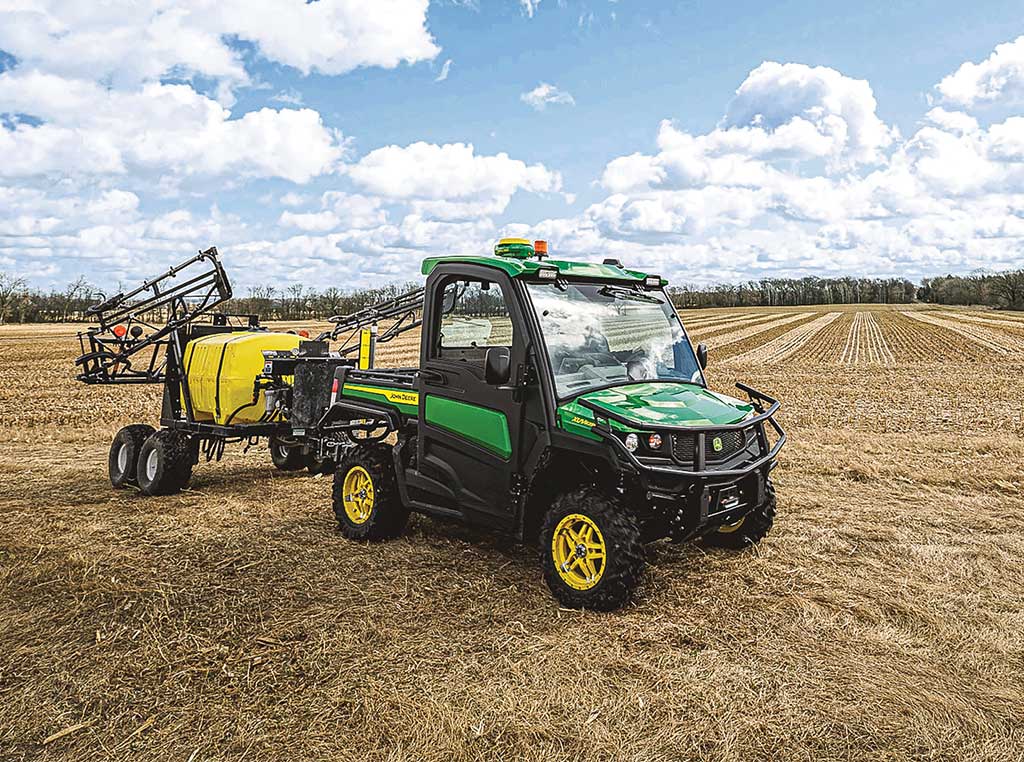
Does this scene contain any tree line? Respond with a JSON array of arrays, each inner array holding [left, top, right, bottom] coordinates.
[[668, 276, 918, 308], [1, 268, 1022, 324], [668, 271, 1024, 310]]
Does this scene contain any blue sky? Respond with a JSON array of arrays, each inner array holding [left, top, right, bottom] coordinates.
[[1, 0, 1023, 292]]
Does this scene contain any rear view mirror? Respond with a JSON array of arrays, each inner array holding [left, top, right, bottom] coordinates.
[[485, 347, 511, 386], [441, 288, 458, 315], [696, 342, 708, 370]]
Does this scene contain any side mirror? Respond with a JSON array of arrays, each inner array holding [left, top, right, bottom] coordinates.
[[484, 346, 512, 386], [696, 342, 708, 370]]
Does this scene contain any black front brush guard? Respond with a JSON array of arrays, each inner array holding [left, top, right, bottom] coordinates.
[[577, 382, 786, 482]]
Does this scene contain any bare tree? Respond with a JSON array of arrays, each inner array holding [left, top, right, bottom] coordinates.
[[991, 271, 1024, 311], [0, 272, 27, 324], [59, 275, 91, 322]]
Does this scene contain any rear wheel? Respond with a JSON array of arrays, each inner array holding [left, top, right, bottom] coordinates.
[[702, 480, 776, 550], [108, 424, 155, 487], [332, 446, 409, 541], [136, 429, 194, 496], [269, 436, 306, 471], [540, 487, 645, 611]]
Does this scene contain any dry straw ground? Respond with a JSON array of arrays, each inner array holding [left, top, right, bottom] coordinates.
[[1, 305, 1023, 761]]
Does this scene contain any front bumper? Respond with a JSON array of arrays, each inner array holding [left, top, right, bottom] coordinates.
[[578, 382, 786, 537]]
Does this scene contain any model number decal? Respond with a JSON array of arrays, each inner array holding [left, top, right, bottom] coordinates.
[[570, 415, 596, 427]]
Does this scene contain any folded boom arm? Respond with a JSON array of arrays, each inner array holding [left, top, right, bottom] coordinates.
[[74, 247, 233, 384]]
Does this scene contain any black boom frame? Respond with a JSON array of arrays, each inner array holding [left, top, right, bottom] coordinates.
[[72, 247, 289, 454], [75, 247, 233, 385]]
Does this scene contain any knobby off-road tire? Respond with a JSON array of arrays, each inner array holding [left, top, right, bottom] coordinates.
[[540, 487, 645, 611], [108, 424, 155, 487], [269, 435, 307, 472], [702, 480, 777, 550], [332, 446, 409, 541], [136, 429, 194, 496], [307, 454, 336, 476]]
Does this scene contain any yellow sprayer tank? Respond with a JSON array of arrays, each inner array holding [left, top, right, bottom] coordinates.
[[184, 331, 302, 424]]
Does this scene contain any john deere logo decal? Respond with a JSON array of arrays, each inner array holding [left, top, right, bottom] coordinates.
[[712, 436, 723, 452]]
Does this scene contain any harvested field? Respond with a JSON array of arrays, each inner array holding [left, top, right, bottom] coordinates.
[[726, 312, 842, 364], [2, 306, 1023, 761], [692, 312, 814, 354], [838, 312, 895, 366], [685, 312, 787, 339], [902, 311, 1022, 354], [939, 311, 1024, 338]]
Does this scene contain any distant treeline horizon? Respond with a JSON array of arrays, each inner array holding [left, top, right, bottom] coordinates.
[[1, 267, 1021, 324]]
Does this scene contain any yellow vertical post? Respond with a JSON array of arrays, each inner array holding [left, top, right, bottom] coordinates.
[[358, 324, 377, 369]]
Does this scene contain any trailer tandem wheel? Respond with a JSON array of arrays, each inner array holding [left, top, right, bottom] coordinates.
[[108, 424, 156, 488], [136, 429, 194, 496]]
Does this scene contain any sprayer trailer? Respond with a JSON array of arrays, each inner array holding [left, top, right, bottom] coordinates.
[[74, 248, 332, 495], [76, 241, 785, 610]]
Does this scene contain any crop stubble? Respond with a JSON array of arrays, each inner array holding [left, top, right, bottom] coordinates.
[[1, 308, 1022, 761]]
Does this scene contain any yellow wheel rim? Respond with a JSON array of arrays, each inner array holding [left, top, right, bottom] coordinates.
[[551, 513, 606, 591], [342, 466, 375, 525], [717, 516, 745, 534]]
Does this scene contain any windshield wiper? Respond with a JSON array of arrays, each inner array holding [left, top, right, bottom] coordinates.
[[598, 285, 662, 304]]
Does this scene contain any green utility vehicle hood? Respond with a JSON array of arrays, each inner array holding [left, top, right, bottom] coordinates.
[[557, 382, 754, 441]]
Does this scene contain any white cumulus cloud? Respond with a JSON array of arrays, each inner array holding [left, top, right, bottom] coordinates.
[[723, 61, 897, 167], [0, 71, 348, 182], [521, 82, 576, 111], [0, 0, 439, 90], [348, 141, 561, 219], [937, 35, 1024, 108]]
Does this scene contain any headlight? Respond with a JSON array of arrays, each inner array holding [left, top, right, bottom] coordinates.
[[648, 433, 662, 450], [624, 433, 639, 452]]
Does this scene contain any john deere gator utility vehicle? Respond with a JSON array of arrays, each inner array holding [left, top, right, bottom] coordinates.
[[76, 240, 785, 610]]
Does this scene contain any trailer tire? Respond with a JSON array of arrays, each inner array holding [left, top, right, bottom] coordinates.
[[332, 446, 408, 541], [108, 424, 155, 487], [269, 436, 306, 471], [136, 430, 193, 496], [540, 487, 645, 611], [702, 480, 776, 550]]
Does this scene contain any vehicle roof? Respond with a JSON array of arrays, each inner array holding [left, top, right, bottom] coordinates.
[[420, 255, 666, 285]]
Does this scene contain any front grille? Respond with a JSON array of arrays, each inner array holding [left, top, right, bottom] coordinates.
[[672, 429, 748, 464]]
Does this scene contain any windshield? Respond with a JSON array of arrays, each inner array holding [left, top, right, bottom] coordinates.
[[526, 281, 703, 398]]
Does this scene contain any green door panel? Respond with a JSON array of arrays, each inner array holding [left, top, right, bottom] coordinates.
[[424, 395, 512, 460]]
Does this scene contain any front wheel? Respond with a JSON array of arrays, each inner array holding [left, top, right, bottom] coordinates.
[[332, 446, 409, 541], [307, 454, 335, 476], [540, 487, 645, 611], [702, 480, 777, 550]]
